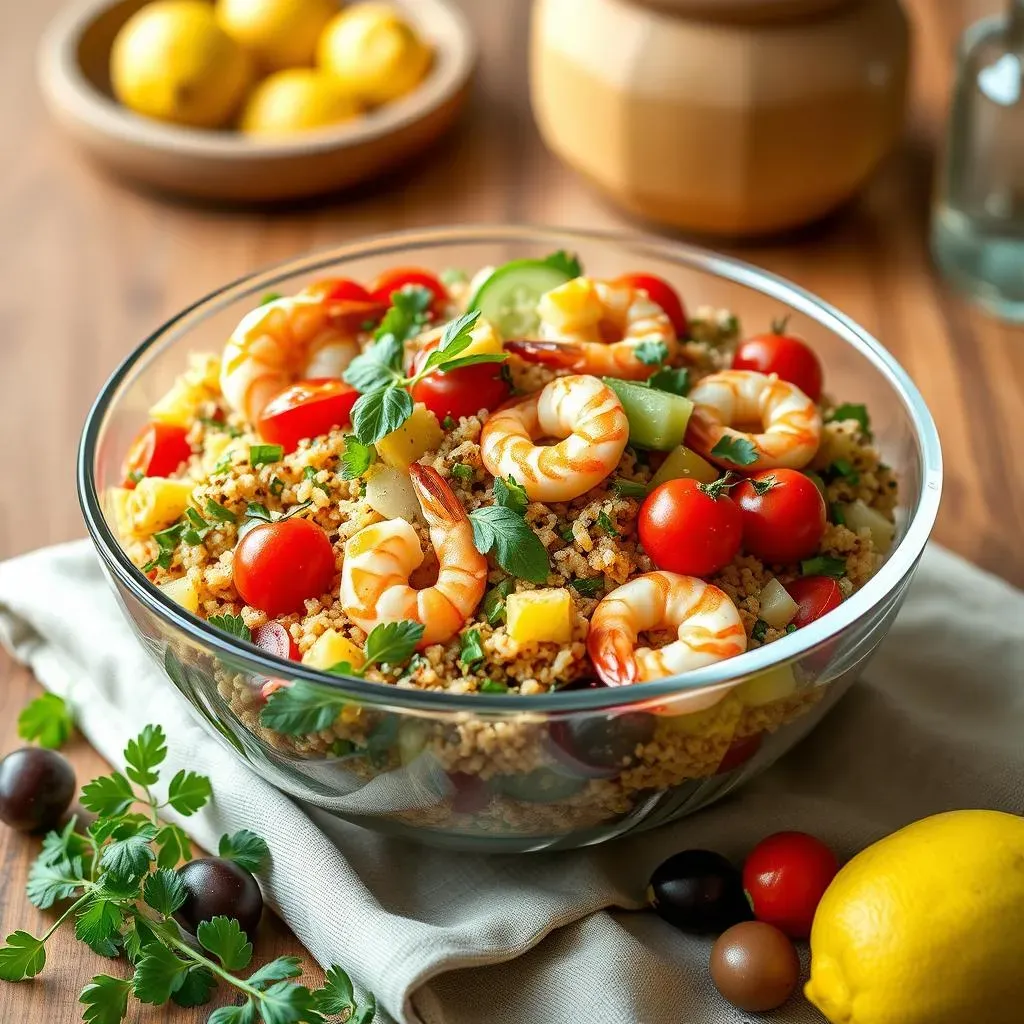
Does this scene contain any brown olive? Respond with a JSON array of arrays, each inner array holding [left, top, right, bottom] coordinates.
[[0, 747, 76, 833], [175, 857, 264, 937], [710, 921, 800, 1013]]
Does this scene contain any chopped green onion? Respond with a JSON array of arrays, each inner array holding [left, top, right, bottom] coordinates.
[[245, 502, 273, 522], [303, 466, 330, 495], [571, 577, 604, 597], [800, 555, 847, 579], [204, 498, 237, 524], [612, 479, 649, 499], [828, 459, 860, 485], [480, 679, 508, 694], [269, 476, 285, 497], [250, 444, 284, 468], [596, 511, 618, 536], [459, 629, 486, 670], [830, 502, 846, 526], [482, 578, 515, 625]]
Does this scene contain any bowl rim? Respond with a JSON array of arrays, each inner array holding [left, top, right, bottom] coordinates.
[[77, 224, 943, 715], [37, 0, 476, 158]]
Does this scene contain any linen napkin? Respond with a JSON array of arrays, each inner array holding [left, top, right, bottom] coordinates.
[[1, 540, 1022, 1024]]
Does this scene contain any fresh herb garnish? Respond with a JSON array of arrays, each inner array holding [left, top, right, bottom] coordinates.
[[468, 506, 549, 583], [596, 511, 618, 536], [243, 500, 312, 525], [828, 459, 860, 485], [482, 578, 515, 625], [200, 417, 242, 439], [830, 502, 846, 526], [612, 479, 649, 499], [571, 577, 604, 597], [751, 619, 769, 643], [479, 679, 509, 694], [560, 526, 576, 544], [340, 435, 376, 480], [207, 613, 251, 643], [828, 403, 872, 439], [203, 499, 237, 524], [217, 830, 270, 874], [634, 341, 670, 367], [442, 415, 456, 430], [493, 474, 528, 515], [260, 291, 282, 305], [710, 436, 759, 467], [648, 366, 690, 396], [249, 444, 283, 469], [543, 250, 582, 278], [458, 629, 485, 670], [303, 466, 330, 495], [212, 453, 235, 475], [269, 476, 285, 497], [141, 523, 186, 573], [17, 693, 74, 750], [451, 463, 474, 483], [800, 555, 847, 579]]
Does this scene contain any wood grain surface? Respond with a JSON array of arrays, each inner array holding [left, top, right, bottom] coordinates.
[[0, 0, 1019, 1020]]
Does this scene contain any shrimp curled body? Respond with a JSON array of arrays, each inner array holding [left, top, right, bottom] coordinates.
[[221, 282, 378, 422], [480, 374, 629, 502], [340, 464, 487, 648], [587, 571, 747, 686], [685, 370, 821, 470]]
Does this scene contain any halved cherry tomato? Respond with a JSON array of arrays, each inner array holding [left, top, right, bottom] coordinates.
[[732, 325, 823, 401], [742, 831, 839, 938], [783, 576, 842, 627], [369, 268, 448, 318], [233, 518, 336, 617], [257, 379, 359, 452], [410, 363, 510, 422], [319, 278, 372, 304], [252, 621, 300, 661], [615, 272, 688, 338], [638, 478, 742, 577], [734, 469, 826, 564], [122, 422, 192, 487]]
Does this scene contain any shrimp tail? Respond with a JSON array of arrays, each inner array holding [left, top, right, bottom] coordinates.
[[589, 628, 639, 687], [409, 464, 468, 525], [505, 339, 586, 369]]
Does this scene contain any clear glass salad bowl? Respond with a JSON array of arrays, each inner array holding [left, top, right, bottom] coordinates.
[[78, 226, 942, 853]]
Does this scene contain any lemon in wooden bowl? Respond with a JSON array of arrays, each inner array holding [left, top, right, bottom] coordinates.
[[216, 0, 337, 73], [240, 68, 361, 136]]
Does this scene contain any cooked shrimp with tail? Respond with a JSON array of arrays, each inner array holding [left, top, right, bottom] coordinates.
[[340, 464, 487, 648], [588, 572, 747, 686]]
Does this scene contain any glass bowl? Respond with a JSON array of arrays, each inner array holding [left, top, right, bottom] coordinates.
[[78, 226, 942, 853]]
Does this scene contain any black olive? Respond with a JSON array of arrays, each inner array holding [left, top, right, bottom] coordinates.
[[549, 711, 655, 773], [647, 849, 752, 934], [0, 747, 76, 833], [175, 857, 264, 937]]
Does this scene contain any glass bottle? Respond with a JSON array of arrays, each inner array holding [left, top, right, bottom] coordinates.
[[932, 1, 1024, 320]]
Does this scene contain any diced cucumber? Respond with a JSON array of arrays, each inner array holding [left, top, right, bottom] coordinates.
[[650, 444, 719, 487], [467, 258, 576, 337], [840, 499, 896, 552], [603, 378, 694, 451]]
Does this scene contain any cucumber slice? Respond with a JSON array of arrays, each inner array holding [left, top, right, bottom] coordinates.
[[604, 378, 694, 451], [649, 444, 719, 488], [467, 259, 575, 336]]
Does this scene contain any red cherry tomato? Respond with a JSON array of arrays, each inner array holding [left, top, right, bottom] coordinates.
[[715, 732, 763, 775], [615, 272, 688, 338], [732, 327, 823, 402], [317, 278, 371, 304], [233, 518, 336, 617], [257, 379, 359, 452], [122, 422, 192, 487], [734, 469, 826, 564], [783, 576, 842, 627], [369, 267, 448, 318], [410, 362, 510, 422], [742, 831, 839, 938], [638, 479, 742, 577], [251, 621, 300, 661]]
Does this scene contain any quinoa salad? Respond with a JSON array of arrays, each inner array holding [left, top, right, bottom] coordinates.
[[107, 254, 898, 834]]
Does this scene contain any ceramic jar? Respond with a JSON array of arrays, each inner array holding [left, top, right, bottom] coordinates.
[[530, 0, 909, 236]]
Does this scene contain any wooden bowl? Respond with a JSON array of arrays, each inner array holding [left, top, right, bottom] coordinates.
[[38, 0, 475, 202]]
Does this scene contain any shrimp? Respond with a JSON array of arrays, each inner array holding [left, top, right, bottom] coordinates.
[[505, 277, 680, 381], [220, 280, 382, 422], [685, 369, 822, 471], [480, 374, 629, 502], [340, 464, 487, 648], [587, 572, 747, 687]]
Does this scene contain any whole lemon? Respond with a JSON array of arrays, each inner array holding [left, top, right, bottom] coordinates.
[[317, 2, 432, 106], [239, 68, 360, 136], [806, 810, 1024, 1024], [216, 0, 337, 72], [110, 0, 252, 129]]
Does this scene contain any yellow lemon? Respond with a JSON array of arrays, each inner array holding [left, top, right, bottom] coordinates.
[[216, 0, 337, 72], [239, 68, 360, 136], [110, 0, 252, 129], [317, 2, 432, 106], [806, 810, 1024, 1024]]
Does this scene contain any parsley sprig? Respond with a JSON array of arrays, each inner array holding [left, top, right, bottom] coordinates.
[[709, 435, 759, 467], [0, 722, 375, 1022], [17, 693, 75, 750], [468, 476, 548, 583]]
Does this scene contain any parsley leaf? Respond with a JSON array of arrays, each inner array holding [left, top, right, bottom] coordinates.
[[155, 823, 192, 870], [38, 817, 89, 867], [482, 578, 515, 625], [800, 555, 848, 579], [27, 855, 84, 908], [480, 679, 508, 694], [99, 824, 158, 882], [133, 942, 186, 1004], [248, 957, 303, 991], [459, 629, 485, 670], [493, 474, 528, 514], [17, 693, 74, 749], [648, 365, 690, 395], [363, 620, 425, 669], [343, 335, 405, 393], [828, 402, 872, 438], [218, 830, 271, 874], [259, 681, 347, 735], [303, 465, 330, 495], [81, 773, 136, 817], [208, 613, 252, 643], [828, 458, 860, 485], [124, 724, 167, 787], [340, 435, 376, 479], [418, 310, 482, 375], [543, 250, 582, 278], [571, 576, 604, 597], [244, 502, 273, 522], [171, 965, 217, 1008], [710, 435, 759, 467], [75, 897, 124, 954], [204, 498, 237, 524], [166, 771, 212, 816], [634, 340, 670, 366], [249, 444, 283, 469], [351, 386, 414, 445], [80, 974, 132, 1023], [469, 506, 550, 583], [0, 931, 47, 981], [143, 869, 187, 917], [596, 511, 618, 536], [442, 415, 456, 430], [197, 917, 252, 972]]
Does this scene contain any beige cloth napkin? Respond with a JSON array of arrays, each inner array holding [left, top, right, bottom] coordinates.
[[1, 540, 1022, 1024]]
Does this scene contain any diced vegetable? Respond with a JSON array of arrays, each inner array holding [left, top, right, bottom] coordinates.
[[106, 487, 135, 540], [460, 317, 504, 356], [603, 378, 693, 451], [375, 403, 443, 468], [506, 588, 574, 644], [148, 353, 221, 426], [736, 664, 798, 707], [158, 576, 200, 613], [650, 444, 719, 487], [468, 258, 576, 337], [364, 464, 420, 522], [758, 578, 799, 629], [841, 499, 896, 552], [301, 628, 366, 672], [127, 477, 194, 534]]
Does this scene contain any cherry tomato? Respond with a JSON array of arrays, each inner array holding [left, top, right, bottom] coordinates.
[[734, 469, 826, 564], [369, 267, 448, 318], [615, 272, 688, 338], [233, 518, 336, 617], [122, 422, 192, 487], [715, 732, 763, 775], [306, 278, 387, 329], [252, 621, 300, 661], [410, 362, 510, 422], [318, 278, 371, 304], [257, 379, 359, 452], [638, 478, 742, 577], [732, 326, 823, 402], [783, 576, 842, 627], [742, 831, 839, 938]]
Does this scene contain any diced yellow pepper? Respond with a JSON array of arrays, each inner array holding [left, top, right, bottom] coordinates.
[[158, 576, 200, 613], [736, 664, 798, 707], [105, 487, 135, 540], [506, 588, 574, 644], [184, 352, 222, 391], [463, 317, 505, 354], [302, 629, 366, 672], [375, 404, 443, 469], [127, 477, 195, 534], [149, 379, 205, 428]]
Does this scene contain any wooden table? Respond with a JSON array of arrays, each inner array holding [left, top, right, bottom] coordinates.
[[1, 0, 1020, 1019]]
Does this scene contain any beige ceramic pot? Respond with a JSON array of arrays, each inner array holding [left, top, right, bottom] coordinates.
[[530, 0, 909, 236]]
